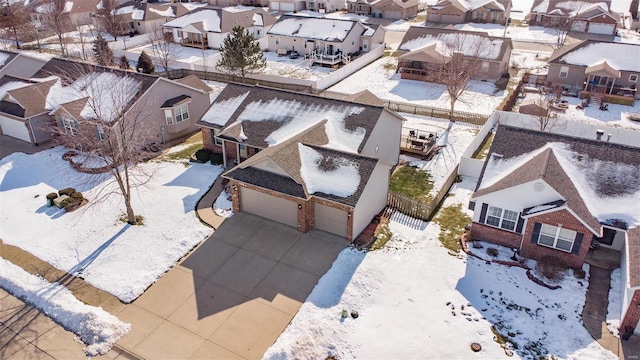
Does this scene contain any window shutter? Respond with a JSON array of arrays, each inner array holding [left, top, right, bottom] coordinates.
[[479, 203, 488, 223], [571, 233, 584, 254], [531, 222, 541, 244], [515, 215, 525, 233]]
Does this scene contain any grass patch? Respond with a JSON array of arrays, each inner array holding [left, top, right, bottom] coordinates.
[[370, 220, 393, 251], [412, 13, 426, 22], [389, 166, 434, 203], [163, 143, 203, 161], [434, 204, 471, 253], [472, 132, 494, 160]]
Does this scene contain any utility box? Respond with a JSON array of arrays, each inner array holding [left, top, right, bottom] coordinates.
[[53, 195, 70, 208]]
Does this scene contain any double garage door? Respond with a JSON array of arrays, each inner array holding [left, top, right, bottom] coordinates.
[[239, 187, 349, 237], [0, 116, 30, 142], [588, 23, 615, 35]]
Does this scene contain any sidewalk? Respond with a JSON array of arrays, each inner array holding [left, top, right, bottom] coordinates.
[[195, 176, 228, 230]]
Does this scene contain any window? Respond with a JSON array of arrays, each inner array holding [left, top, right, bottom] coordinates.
[[177, 30, 183, 38], [211, 129, 223, 146], [485, 206, 518, 231], [175, 104, 189, 123], [537, 224, 576, 252], [63, 118, 78, 136], [275, 37, 280, 45], [481, 62, 489, 72], [164, 109, 174, 125], [630, 74, 638, 82], [559, 66, 569, 78]]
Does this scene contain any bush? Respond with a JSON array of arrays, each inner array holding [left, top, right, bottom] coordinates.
[[70, 192, 84, 200], [535, 256, 568, 280], [46, 192, 58, 200], [486, 247, 499, 257], [210, 153, 223, 165], [573, 268, 586, 279], [58, 188, 76, 196], [195, 149, 212, 163]]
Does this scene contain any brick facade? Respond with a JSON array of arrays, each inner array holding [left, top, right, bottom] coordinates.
[[521, 209, 592, 269], [621, 290, 640, 337], [229, 180, 354, 240], [471, 222, 522, 249]]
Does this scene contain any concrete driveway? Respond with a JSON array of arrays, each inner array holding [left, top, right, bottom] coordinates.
[[116, 213, 347, 359], [0, 135, 53, 159]]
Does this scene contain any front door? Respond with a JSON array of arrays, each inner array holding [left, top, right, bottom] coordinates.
[[326, 44, 333, 55], [239, 144, 248, 158]]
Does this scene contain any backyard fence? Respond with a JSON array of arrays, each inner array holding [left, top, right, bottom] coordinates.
[[387, 167, 460, 222], [499, 74, 527, 111], [384, 100, 489, 126]]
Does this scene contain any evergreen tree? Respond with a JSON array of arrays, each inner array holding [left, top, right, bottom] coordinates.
[[217, 26, 266, 79], [136, 51, 155, 74], [92, 34, 114, 66], [119, 55, 130, 70]]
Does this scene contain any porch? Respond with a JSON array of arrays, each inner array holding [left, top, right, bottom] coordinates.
[[180, 35, 208, 49], [309, 50, 351, 66], [580, 90, 635, 106]]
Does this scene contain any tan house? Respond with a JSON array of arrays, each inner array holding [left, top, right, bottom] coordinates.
[[114, 1, 192, 36], [267, 14, 385, 66], [197, 83, 403, 240], [396, 27, 512, 82], [426, 0, 511, 24], [162, 6, 276, 49], [269, 0, 345, 12], [528, 0, 618, 36], [545, 40, 639, 104], [469, 124, 640, 339], [0, 58, 212, 146], [28, 0, 102, 30], [348, 0, 419, 19]]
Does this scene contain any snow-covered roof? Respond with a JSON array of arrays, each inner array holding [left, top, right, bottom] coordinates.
[[201, 91, 250, 127], [163, 8, 221, 32], [148, 6, 175, 18], [0, 52, 11, 67], [531, 0, 612, 14], [0, 81, 32, 100], [114, 5, 145, 20], [399, 27, 506, 60], [299, 144, 361, 197], [267, 15, 358, 42], [555, 41, 640, 72]]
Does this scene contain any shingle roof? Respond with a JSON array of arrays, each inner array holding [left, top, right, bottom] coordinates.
[[530, 0, 611, 14], [57, 97, 89, 120], [5, 79, 57, 118], [174, 75, 211, 93], [163, 6, 276, 33], [548, 40, 640, 73], [161, 94, 191, 108]]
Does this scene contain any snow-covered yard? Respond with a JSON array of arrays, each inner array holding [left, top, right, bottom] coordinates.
[[264, 177, 617, 360], [454, 23, 560, 44], [329, 56, 507, 115], [0, 147, 222, 303], [261, 51, 333, 81]]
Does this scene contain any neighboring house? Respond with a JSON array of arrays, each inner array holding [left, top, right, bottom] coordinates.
[[468, 124, 640, 337], [209, 0, 268, 6], [545, 40, 639, 103], [162, 6, 276, 49], [426, 0, 511, 24], [197, 83, 403, 240], [396, 27, 512, 82], [0, 51, 47, 79], [348, 0, 419, 19], [528, 0, 618, 36], [28, 0, 102, 30], [269, 0, 345, 13], [0, 58, 212, 146], [267, 14, 385, 65], [114, 1, 192, 35]]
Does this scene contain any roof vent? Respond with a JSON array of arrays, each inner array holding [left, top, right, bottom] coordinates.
[[596, 129, 604, 141], [491, 153, 503, 161]]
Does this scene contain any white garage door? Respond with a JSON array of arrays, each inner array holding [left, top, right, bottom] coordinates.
[[0, 116, 30, 142], [269, 2, 280, 10], [588, 23, 615, 34], [385, 11, 402, 19], [280, 2, 294, 11], [314, 202, 348, 237], [573, 20, 587, 32], [240, 187, 298, 228]]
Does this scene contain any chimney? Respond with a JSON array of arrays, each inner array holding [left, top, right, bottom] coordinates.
[[596, 129, 604, 141]]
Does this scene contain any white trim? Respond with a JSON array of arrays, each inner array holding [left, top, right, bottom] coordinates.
[[630, 74, 638, 82], [536, 223, 576, 252], [564, 206, 601, 236], [520, 205, 566, 219]]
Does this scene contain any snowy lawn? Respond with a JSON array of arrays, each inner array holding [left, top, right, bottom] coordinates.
[[329, 56, 506, 115], [454, 23, 560, 44], [261, 51, 333, 81], [125, 43, 221, 70], [400, 114, 479, 196], [0, 147, 222, 303], [264, 177, 616, 360], [0, 258, 130, 356]]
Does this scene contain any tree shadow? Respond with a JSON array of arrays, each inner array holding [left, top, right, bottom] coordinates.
[[163, 164, 223, 214]]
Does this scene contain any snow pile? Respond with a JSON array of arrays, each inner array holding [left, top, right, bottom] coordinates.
[[606, 268, 622, 336], [268, 16, 356, 42], [214, 190, 234, 218], [265, 177, 617, 360], [236, 99, 366, 152], [0, 147, 223, 302], [0, 258, 130, 356], [164, 9, 222, 32], [299, 144, 360, 198]]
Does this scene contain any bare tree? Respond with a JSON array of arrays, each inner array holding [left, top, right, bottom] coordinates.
[[42, 0, 73, 56], [549, 2, 589, 48], [148, 27, 176, 77], [0, 2, 32, 49], [72, 18, 92, 60], [95, 0, 128, 40], [45, 64, 158, 225]]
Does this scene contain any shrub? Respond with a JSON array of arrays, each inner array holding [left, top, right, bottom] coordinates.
[[486, 247, 499, 257], [70, 192, 84, 200], [573, 268, 586, 279], [210, 153, 223, 165], [535, 256, 568, 280], [60, 197, 80, 210], [195, 149, 212, 163], [58, 188, 76, 197], [46, 193, 58, 200]]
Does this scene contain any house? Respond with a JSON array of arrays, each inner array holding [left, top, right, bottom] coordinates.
[[528, 0, 618, 36], [113, 1, 192, 35], [197, 83, 403, 240], [396, 27, 512, 82], [0, 51, 47, 79], [545, 40, 639, 103], [269, 0, 345, 13], [348, 0, 419, 19], [426, 0, 511, 24], [0, 58, 212, 146], [28, 0, 102, 30], [468, 124, 640, 337], [267, 14, 385, 66], [162, 6, 276, 49]]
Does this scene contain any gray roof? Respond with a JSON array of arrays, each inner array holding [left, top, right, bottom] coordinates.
[[530, 0, 612, 15], [267, 14, 359, 42]]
